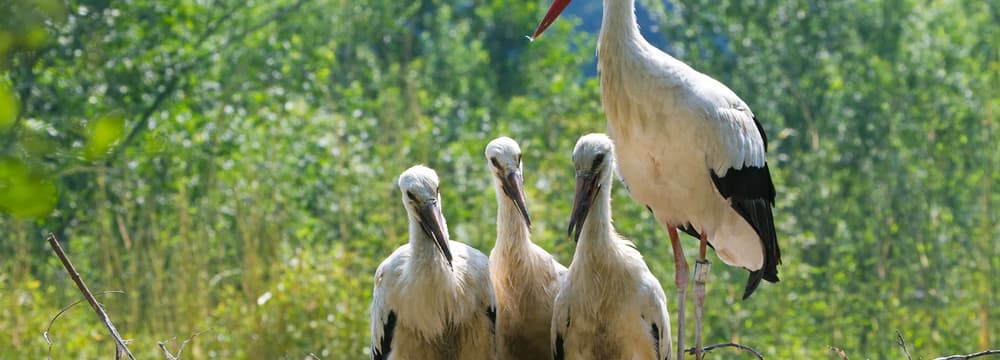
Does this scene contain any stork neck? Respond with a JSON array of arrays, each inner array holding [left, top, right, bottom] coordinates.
[[408, 217, 450, 267], [577, 182, 616, 255], [599, 0, 642, 48], [494, 187, 531, 252]]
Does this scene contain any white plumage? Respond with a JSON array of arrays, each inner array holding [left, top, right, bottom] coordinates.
[[552, 134, 671, 360], [533, 1, 781, 358], [484, 137, 567, 359], [370, 165, 496, 360]]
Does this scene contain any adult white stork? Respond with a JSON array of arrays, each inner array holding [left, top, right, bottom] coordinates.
[[484, 137, 567, 359], [370, 165, 497, 360], [552, 133, 671, 360], [531, 1, 781, 359]]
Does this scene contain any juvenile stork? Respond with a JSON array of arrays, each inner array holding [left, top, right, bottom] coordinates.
[[552, 133, 671, 360], [532, 1, 782, 359], [485, 137, 567, 359], [370, 165, 497, 360]]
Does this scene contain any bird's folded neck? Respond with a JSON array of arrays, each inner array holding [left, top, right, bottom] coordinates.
[[494, 194, 531, 252], [599, 0, 642, 49], [409, 222, 451, 267], [577, 189, 617, 256]]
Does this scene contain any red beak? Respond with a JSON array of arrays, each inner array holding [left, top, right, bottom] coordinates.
[[530, 0, 573, 41]]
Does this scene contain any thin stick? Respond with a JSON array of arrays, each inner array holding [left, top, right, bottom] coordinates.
[[46, 233, 136, 360], [685, 342, 764, 359], [896, 329, 913, 360], [158, 337, 178, 360], [158, 328, 212, 360], [933, 350, 1000, 360], [44, 290, 125, 360]]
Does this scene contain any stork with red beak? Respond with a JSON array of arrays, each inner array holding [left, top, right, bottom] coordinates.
[[531, 1, 782, 359]]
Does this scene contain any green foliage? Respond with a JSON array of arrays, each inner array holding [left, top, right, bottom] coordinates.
[[0, 80, 17, 130], [1, 0, 998, 358]]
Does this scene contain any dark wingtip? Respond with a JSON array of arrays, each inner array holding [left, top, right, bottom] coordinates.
[[764, 270, 780, 283], [373, 310, 397, 360], [554, 333, 565, 360], [742, 268, 781, 300], [742, 270, 765, 300]]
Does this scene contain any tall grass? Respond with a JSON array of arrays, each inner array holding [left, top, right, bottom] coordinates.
[[1, 159, 381, 358]]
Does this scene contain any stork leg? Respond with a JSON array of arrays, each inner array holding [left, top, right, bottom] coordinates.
[[668, 227, 689, 360], [692, 232, 711, 360]]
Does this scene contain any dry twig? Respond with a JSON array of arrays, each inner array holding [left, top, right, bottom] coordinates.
[[896, 329, 913, 360], [933, 350, 1000, 360], [685, 342, 764, 359], [158, 328, 212, 360], [46, 233, 136, 359], [44, 290, 125, 360]]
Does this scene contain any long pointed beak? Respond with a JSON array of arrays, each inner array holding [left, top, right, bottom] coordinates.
[[530, 0, 573, 40], [416, 200, 453, 266], [567, 172, 599, 243], [500, 170, 532, 229]]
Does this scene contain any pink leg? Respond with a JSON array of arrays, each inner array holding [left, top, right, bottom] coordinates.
[[668, 227, 689, 360], [693, 232, 711, 360]]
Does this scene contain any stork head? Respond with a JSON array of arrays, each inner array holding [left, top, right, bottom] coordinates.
[[398, 165, 453, 266], [568, 133, 615, 242], [485, 137, 531, 229], [530, 0, 573, 40]]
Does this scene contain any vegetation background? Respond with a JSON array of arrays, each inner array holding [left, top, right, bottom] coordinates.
[[1, 0, 997, 358]]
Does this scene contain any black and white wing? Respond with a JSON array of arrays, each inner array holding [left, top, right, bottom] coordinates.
[[701, 79, 781, 299], [640, 272, 670, 360], [370, 261, 398, 360], [550, 288, 570, 360]]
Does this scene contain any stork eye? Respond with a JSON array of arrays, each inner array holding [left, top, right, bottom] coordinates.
[[490, 157, 501, 169], [592, 153, 606, 171], [436, 186, 440, 194], [516, 153, 522, 164], [406, 191, 416, 201]]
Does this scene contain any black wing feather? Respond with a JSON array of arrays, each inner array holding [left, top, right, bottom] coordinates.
[[753, 116, 768, 152], [651, 323, 662, 360], [486, 306, 496, 334], [710, 160, 780, 300], [372, 311, 397, 360], [647, 206, 711, 250], [677, 224, 703, 243], [554, 311, 570, 360], [553, 333, 565, 360]]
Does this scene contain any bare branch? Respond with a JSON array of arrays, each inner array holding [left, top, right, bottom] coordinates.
[[307, 353, 321, 359], [44, 290, 125, 360], [158, 338, 178, 360], [46, 233, 135, 360], [158, 328, 212, 360], [933, 350, 1000, 360], [896, 329, 913, 360], [685, 342, 764, 359]]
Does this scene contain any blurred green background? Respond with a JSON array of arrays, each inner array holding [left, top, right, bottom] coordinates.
[[1, 0, 997, 358]]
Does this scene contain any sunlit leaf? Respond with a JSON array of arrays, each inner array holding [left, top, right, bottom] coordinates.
[[0, 158, 57, 219], [21, 26, 48, 49], [0, 80, 17, 131], [83, 114, 125, 160]]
